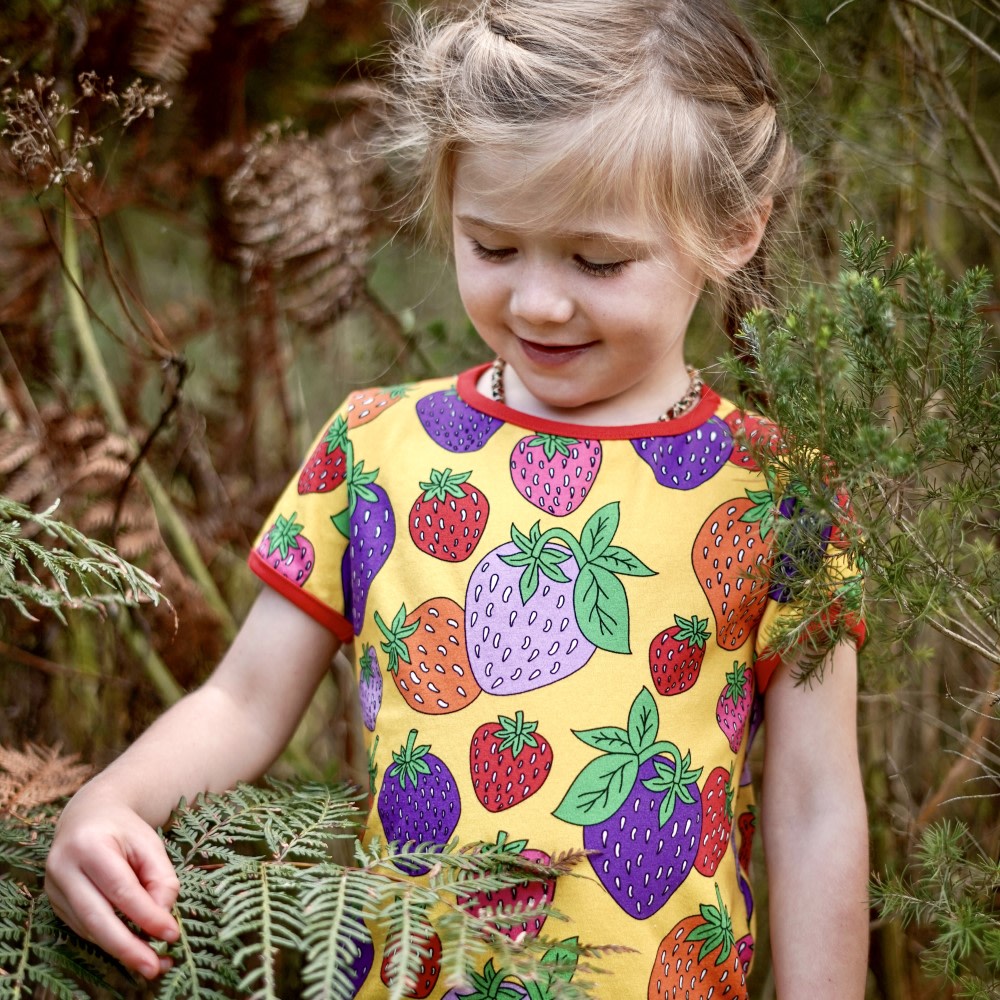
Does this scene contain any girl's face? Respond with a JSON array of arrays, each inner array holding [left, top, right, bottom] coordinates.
[[452, 145, 706, 426]]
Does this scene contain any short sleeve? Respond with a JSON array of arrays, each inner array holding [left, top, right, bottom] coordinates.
[[248, 403, 355, 642], [753, 489, 866, 691]]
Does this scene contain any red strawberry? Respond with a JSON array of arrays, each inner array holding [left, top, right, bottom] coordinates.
[[375, 599, 481, 714], [380, 929, 442, 999], [647, 885, 746, 1000], [297, 416, 349, 494], [695, 765, 734, 877], [723, 410, 782, 471], [716, 662, 753, 753], [692, 489, 774, 650], [470, 711, 553, 812], [737, 806, 756, 874], [648, 614, 711, 695], [462, 831, 555, 942], [346, 385, 407, 428], [409, 468, 489, 562], [256, 512, 314, 586]]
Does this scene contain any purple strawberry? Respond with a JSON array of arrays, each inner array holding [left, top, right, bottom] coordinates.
[[717, 661, 754, 753], [465, 504, 654, 694], [554, 688, 703, 919], [466, 539, 593, 694], [256, 513, 314, 587], [377, 729, 461, 874], [631, 415, 733, 490], [509, 434, 602, 516], [344, 932, 374, 998], [358, 643, 383, 731], [333, 459, 395, 632], [739, 869, 754, 921], [416, 388, 502, 453]]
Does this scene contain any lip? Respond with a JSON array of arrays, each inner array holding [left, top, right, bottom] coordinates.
[[517, 337, 595, 366]]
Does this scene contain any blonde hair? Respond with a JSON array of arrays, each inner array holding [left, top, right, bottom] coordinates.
[[382, 0, 798, 335]]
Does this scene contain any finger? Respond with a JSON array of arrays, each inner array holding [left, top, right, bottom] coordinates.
[[80, 846, 178, 943], [126, 834, 181, 916], [49, 874, 168, 979]]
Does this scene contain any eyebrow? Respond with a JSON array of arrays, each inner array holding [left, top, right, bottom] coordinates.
[[456, 214, 655, 254]]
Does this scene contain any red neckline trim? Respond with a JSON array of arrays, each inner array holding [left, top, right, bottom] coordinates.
[[455, 363, 723, 440]]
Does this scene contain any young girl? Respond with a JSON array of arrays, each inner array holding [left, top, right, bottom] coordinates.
[[45, 1, 870, 996]]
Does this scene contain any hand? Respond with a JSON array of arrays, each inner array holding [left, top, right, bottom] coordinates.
[[45, 788, 180, 979]]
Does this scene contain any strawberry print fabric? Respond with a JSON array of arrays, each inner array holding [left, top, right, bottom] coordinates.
[[249, 363, 865, 999]]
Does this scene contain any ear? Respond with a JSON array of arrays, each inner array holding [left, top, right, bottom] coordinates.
[[716, 198, 773, 277]]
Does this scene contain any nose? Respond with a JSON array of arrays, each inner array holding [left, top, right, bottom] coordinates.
[[509, 264, 574, 326]]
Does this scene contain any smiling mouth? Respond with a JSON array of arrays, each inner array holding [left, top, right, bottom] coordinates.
[[518, 338, 594, 359]]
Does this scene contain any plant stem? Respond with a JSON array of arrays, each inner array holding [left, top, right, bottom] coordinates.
[[60, 200, 237, 639]]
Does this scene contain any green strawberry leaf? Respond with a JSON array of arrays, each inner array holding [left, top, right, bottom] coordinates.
[[589, 545, 656, 577], [537, 545, 572, 580], [571, 726, 632, 754], [552, 753, 638, 826], [574, 564, 631, 653], [330, 509, 350, 538], [627, 687, 659, 753], [579, 502, 620, 561], [740, 488, 776, 539], [323, 416, 348, 454], [686, 885, 735, 964]]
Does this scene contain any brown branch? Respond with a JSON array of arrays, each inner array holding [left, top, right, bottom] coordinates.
[[896, 0, 1000, 70]]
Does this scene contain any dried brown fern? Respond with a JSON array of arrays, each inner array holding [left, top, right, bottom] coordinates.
[[0, 744, 92, 817], [132, 0, 225, 83], [261, 0, 311, 32], [223, 111, 381, 333]]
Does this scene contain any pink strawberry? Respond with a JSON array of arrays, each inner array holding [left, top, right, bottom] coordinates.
[[716, 662, 753, 753], [736, 933, 754, 975], [723, 410, 782, 471], [256, 512, 314, 586], [470, 711, 553, 812], [462, 831, 555, 942], [648, 614, 711, 695], [509, 433, 602, 516], [297, 416, 349, 494], [409, 468, 489, 562], [695, 765, 734, 877]]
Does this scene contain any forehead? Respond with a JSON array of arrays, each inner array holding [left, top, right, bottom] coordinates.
[[451, 142, 657, 243]]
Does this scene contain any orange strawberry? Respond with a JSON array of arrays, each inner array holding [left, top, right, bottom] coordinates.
[[692, 489, 774, 650], [648, 885, 746, 1000], [346, 385, 408, 428], [375, 599, 481, 714]]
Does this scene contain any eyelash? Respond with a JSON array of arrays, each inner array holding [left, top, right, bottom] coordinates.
[[468, 240, 629, 279]]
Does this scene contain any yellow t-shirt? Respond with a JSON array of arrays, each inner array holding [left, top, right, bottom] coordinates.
[[249, 364, 864, 999]]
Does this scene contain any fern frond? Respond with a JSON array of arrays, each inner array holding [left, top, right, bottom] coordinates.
[[218, 861, 305, 999], [261, 781, 365, 863], [377, 893, 437, 1000], [157, 869, 238, 1000], [299, 869, 375, 1000]]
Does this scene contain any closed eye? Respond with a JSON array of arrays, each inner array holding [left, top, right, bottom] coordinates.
[[469, 239, 515, 262], [574, 256, 629, 278]]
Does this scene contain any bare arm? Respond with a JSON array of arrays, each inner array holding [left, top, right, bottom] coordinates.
[[45, 588, 341, 978], [762, 641, 870, 997]]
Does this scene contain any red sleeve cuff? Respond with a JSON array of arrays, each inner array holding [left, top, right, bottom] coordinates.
[[248, 550, 355, 643], [755, 615, 867, 693]]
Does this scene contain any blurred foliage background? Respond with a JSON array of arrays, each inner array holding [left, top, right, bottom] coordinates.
[[0, 1, 997, 997]]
